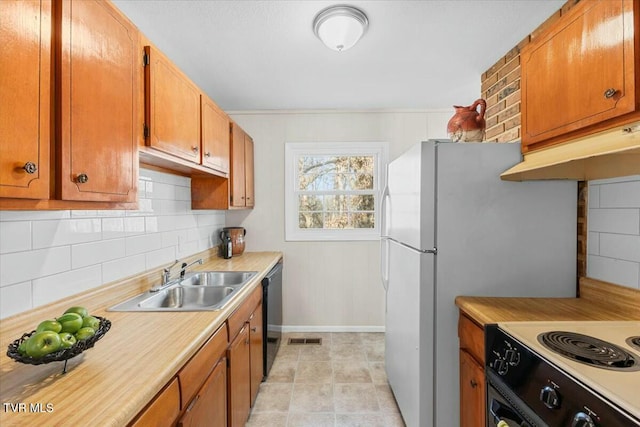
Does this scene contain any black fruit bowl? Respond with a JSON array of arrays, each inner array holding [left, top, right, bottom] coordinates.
[[6, 316, 111, 370]]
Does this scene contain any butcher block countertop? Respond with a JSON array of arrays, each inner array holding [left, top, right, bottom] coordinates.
[[456, 277, 640, 326], [0, 251, 282, 427]]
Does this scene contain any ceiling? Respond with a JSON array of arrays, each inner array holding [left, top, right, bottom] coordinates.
[[113, 0, 565, 111]]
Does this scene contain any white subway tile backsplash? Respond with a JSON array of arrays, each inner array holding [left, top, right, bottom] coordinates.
[[598, 179, 640, 208], [0, 167, 224, 318], [0, 221, 31, 254], [102, 254, 146, 283], [32, 265, 103, 307], [587, 232, 599, 255], [0, 281, 32, 319], [587, 176, 640, 290], [125, 233, 162, 256], [32, 218, 102, 249], [588, 208, 639, 234], [145, 247, 176, 270], [1, 246, 71, 287], [587, 255, 640, 289], [71, 238, 126, 269], [599, 233, 640, 263]]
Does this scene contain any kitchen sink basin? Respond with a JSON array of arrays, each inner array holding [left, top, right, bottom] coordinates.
[[108, 270, 258, 312], [181, 271, 257, 287]]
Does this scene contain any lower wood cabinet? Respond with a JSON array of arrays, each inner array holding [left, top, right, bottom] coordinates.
[[179, 358, 227, 427], [249, 303, 264, 406], [458, 313, 486, 427], [130, 377, 180, 427], [228, 324, 251, 427]]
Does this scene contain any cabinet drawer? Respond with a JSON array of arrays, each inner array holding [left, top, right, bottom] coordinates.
[[228, 285, 262, 340], [130, 377, 180, 427], [178, 323, 228, 409], [458, 313, 484, 364]]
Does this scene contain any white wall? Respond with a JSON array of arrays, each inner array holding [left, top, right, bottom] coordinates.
[[587, 175, 640, 289], [228, 110, 451, 331], [0, 168, 226, 319]]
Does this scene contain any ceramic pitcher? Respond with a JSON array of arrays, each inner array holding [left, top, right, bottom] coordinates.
[[447, 99, 487, 142]]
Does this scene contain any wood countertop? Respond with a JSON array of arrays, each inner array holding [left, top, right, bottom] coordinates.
[[456, 277, 640, 326], [0, 251, 282, 427]]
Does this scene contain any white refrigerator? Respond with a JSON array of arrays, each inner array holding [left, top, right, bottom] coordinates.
[[380, 141, 577, 427]]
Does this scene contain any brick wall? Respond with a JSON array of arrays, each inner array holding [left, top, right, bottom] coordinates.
[[481, 0, 580, 143]]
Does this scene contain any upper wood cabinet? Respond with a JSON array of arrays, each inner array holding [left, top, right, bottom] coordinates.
[[201, 95, 230, 175], [521, 0, 639, 152], [144, 45, 201, 163], [58, 0, 138, 202], [0, 0, 51, 200], [230, 123, 255, 208], [0, 0, 139, 208]]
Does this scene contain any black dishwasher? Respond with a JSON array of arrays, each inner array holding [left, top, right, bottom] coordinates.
[[261, 260, 282, 378]]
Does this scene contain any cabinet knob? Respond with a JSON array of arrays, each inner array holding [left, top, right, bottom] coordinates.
[[192, 146, 199, 153], [204, 152, 211, 158], [76, 173, 89, 184], [251, 327, 257, 332], [604, 88, 617, 99], [22, 162, 38, 174], [470, 379, 478, 388]]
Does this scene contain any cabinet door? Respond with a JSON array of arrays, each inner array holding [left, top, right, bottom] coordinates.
[[131, 377, 181, 427], [0, 0, 51, 200], [58, 0, 138, 202], [179, 358, 227, 427], [144, 45, 201, 163], [201, 96, 230, 174], [459, 350, 485, 427], [227, 325, 251, 427], [244, 133, 255, 208], [249, 303, 263, 406], [521, 0, 636, 149], [230, 123, 246, 207]]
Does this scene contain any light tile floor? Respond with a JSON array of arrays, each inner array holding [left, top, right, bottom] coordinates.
[[246, 332, 405, 427]]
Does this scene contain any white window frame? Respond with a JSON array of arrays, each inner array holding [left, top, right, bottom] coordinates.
[[285, 142, 388, 241]]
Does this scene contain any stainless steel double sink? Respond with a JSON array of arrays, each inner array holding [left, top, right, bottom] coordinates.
[[109, 271, 258, 312]]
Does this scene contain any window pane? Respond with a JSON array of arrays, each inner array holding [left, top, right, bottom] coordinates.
[[299, 195, 323, 212], [353, 213, 375, 228], [350, 195, 375, 211], [349, 156, 374, 174], [299, 212, 323, 228], [349, 173, 374, 190], [324, 195, 348, 211], [325, 212, 349, 229]]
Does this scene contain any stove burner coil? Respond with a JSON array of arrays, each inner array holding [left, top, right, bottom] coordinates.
[[627, 336, 640, 351], [537, 331, 640, 371]]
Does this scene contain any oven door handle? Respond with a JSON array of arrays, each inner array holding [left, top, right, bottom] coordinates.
[[490, 399, 526, 425]]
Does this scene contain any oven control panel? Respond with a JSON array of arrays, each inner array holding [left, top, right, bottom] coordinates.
[[485, 325, 640, 427]]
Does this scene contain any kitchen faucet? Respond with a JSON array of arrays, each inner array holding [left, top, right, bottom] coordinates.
[[150, 258, 203, 292]]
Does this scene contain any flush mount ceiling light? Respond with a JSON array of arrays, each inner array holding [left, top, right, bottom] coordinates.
[[313, 5, 369, 52]]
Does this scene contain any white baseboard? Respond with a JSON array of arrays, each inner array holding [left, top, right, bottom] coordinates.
[[281, 325, 385, 333]]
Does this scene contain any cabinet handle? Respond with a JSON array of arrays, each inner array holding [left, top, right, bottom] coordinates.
[[76, 173, 89, 184], [251, 327, 257, 332], [204, 152, 211, 158], [22, 162, 38, 174], [604, 88, 617, 99], [470, 379, 478, 388], [192, 146, 199, 153], [185, 393, 200, 412]]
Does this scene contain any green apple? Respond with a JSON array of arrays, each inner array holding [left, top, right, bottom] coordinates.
[[57, 313, 83, 334], [18, 340, 28, 355], [64, 306, 88, 318], [25, 331, 62, 359], [82, 315, 100, 330], [75, 327, 95, 341], [36, 320, 62, 333], [58, 332, 77, 349]]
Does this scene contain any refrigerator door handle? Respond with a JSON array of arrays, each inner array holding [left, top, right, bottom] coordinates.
[[380, 185, 390, 238], [381, 237, 390, 291]]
